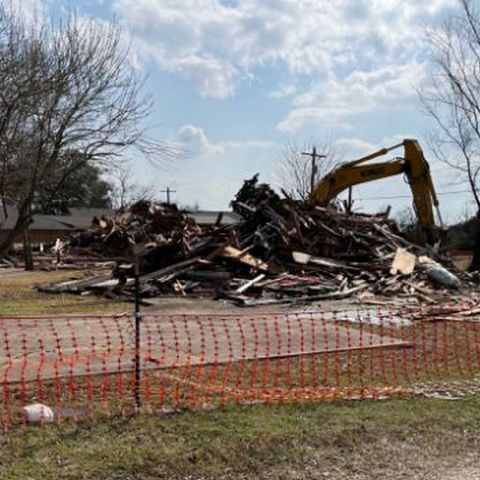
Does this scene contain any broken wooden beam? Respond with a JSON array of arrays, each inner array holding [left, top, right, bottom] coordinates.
[[235, 273, 267, 294], [219, 245, 269, 272]]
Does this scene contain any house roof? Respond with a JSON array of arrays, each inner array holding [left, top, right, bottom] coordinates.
[[0, 207, 241, 232], [56, 208, 115, 229], [0, 206, 114, 231]]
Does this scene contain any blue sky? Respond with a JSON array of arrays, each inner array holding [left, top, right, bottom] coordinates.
[[30, 0, 473, 222]]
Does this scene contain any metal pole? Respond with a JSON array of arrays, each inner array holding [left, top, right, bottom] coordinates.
[[310, 147, 316, 195], [134, 255, 141, 410], [347, 187, 353, 213]]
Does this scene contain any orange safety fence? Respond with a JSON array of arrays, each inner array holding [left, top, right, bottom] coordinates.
[[1, 304, 480, 428]]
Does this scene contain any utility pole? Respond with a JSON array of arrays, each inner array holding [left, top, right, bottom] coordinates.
[[346, 186, 353, 213], [160, 187, 176, 204], [302, 147, 326, 194]]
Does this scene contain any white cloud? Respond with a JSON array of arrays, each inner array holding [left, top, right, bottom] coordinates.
[[176, 125, 279, 159], [334, 138, 377, 158], [333, 134, 422, 161], [112, 0, 456, 100], [269, 83, 297, 99], [278, 63, 427, 132], [176, 125, 225, 156], [174, 56, 236, 98]]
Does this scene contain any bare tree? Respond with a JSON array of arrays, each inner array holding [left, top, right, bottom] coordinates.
[[0, 6, 170, 267], [108, 163, 157, 209], [422, 0, 480, 269], [278, 138, 339, 201]]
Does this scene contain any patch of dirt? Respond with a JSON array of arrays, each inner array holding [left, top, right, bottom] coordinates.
[[441, 465, 480, 480], [213, 432, 480, 480]]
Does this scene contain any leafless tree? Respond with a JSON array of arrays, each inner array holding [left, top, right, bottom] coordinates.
[[108, 163, 157, 209], [422, 0, 480, 269], [0, 6, 171, 267], [278, 138, 339, 201], [184, 201, 201, 212]]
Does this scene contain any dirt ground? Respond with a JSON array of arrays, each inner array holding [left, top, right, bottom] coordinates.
[[442, 466, 480, 480], [142, 295, 366, 315]]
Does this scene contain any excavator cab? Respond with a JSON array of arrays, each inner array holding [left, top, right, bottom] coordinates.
[[308, 139, 442, 245]]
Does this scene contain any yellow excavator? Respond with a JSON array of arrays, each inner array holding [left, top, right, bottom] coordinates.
[[308, 138, 443, 244]]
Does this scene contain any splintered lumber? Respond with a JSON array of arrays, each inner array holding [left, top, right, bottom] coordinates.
[[235, 273, 266, 294], [38, 274, 113, 294], [404, 281, 436, 303], [238, 282, 369, 306], [39, 179, 463, 305], [220, 245, 269, 271], [372, 223, 419, 250], [140, 258, 201, 284], [292, 251, 358, 271]]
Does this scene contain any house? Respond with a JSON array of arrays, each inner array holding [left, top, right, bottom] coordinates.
[[0, 207, 114, 245], [0, 206, 242, 247]]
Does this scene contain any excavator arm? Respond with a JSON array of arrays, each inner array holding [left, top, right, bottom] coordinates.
[[309, 158, 406, 201], [308, 139, 442, 244]]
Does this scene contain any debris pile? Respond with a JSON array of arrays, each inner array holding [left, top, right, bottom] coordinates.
[[39, 176, 463, 306]]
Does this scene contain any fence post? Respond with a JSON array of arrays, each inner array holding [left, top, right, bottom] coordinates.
[[132, 247, 144, 411]]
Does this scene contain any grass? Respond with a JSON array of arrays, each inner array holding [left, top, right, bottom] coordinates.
[[1, 398, 480, 479], [0, 270, 130, 315]]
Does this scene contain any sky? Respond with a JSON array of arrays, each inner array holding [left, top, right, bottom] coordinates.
[[23, 0, 474, 223]]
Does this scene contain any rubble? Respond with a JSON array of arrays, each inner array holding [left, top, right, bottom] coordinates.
[[38, 176, 469, 306]]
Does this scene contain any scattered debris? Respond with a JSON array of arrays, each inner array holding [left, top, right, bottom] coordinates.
[[37, 176, 470, 306]]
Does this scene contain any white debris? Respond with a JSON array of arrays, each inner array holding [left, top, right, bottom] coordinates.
[[418, 255, 441, 268], [22, 403, 54, 424], [390, 248, 416, 275]]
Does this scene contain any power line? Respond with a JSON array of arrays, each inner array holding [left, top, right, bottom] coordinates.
[[357, 189, 472, 201]]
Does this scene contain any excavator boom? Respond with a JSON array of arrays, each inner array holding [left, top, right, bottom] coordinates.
[[308, 139, 441, 244]]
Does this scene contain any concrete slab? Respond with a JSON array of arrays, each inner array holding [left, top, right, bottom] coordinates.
[[0, 313, 409, 383]]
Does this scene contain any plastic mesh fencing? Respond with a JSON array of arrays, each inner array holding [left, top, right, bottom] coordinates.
[[1, 305, 480, 428]]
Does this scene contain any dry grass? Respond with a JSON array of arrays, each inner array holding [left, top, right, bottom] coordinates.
[[1, 398, 480, 479], [0, 270, 130, 315]]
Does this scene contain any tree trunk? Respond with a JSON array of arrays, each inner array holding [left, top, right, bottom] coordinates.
[[22, 224, 33, 271], [469, 209, 480, 271], [0, 199, 31, 257]]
